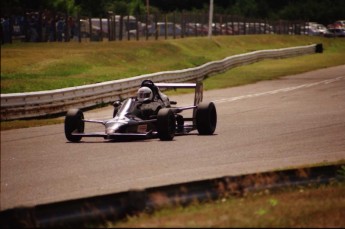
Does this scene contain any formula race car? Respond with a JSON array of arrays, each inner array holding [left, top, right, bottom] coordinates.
[[64, 80, 217, 142]]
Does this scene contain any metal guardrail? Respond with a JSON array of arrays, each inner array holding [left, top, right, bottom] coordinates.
[[0, 44, 322, 121], [0, 164, 342, 228]]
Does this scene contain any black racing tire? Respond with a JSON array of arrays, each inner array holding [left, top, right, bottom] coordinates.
[[64, 108, 85, 142], [157, 108, 176, 141], [196, 102, 217, 135]]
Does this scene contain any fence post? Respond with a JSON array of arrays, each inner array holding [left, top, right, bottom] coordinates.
[[24, 13, 29, 42], [8, 16, 13, 44], [52, 13, 56, 41], [88, 17, 92, 41], [114, 15, 117, 41], [78, 14, 81, 42], [107, 16, 111, 41], [224, 14, 228, 35], [181, 12, 185, 38], [145, 13, 149, 40], [65, 14, 69, 42], [219, 14, 223, 35], [231, 15, 234, 35], [173, 12, 176, 39], [192, 13, 196, 37], [135, 14, 139, 41], [38, 11, 42, 42], [99, 17, 103, 41], [244, 17, 247, 35], [119, 15, 123, 41], [127, 14, 130, 41], [154, 14, 158, 40], [164, 14, 167, 39]]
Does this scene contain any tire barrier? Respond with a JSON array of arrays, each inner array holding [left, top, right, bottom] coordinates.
[[0, 164, 343, 228], [315, 43, 324, 53], [0, 44, 321, 121]]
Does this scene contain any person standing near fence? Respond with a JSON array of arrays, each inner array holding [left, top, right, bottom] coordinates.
[[56, 17, 65, 41], [48, 17, 56, 42], [29, 15, 38, 42]]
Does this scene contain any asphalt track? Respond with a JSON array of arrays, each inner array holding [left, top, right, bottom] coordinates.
[[1, 65, 345, 211]]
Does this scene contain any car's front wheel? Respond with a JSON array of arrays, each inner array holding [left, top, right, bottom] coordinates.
[[196, 102, 217, 135], [64, 108, 84, 142], [157, 108, 176, 141]]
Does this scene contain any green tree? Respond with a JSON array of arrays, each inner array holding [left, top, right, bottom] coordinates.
[[129, 0, 145, 15], [50, 0, 79, 15], [105, 0, 129, 15], [229, 0, 258, 17], [78, 0, 110, 16]]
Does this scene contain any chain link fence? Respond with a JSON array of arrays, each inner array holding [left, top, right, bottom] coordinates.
[[1, 11, 309, 44]]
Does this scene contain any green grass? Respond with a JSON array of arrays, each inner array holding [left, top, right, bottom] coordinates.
[[1, 35, 345, 131], [107, 163, 345, 228], [109, 182, 345, 228], [2, 35, 345, 94]]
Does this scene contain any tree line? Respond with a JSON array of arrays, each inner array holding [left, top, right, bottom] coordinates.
[[2, 0, 345, 25]]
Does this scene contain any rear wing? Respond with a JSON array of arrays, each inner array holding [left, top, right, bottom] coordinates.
[[155, 81, 203, 106]]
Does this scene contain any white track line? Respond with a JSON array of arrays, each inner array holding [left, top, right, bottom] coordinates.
[[213, 76, 344, 104]]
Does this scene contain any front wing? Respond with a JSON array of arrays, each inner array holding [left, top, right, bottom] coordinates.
[[71, 131, 155, 140]]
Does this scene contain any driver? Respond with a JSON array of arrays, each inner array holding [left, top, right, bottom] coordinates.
[[136, 86, 162, 120], [137, 86, 153, 103]]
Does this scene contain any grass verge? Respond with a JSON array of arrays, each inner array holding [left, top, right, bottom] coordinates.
[[2, 35, 344, 94], [107, 163, 345, 228], [109, 181, 345, 228]]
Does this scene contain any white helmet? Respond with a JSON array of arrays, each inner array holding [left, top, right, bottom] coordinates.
[[137, 86, 153, 102]]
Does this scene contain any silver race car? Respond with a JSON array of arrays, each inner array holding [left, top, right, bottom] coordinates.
[[64, 80, 217, 142]]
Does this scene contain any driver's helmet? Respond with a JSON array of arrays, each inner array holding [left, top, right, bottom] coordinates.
[[137, 86, 153, 102]]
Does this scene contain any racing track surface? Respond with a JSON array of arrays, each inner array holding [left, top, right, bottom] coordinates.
[[1, 65, 345, 210]]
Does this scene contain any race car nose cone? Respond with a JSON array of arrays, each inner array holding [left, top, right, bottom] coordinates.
[[105, 121, 124, 134]]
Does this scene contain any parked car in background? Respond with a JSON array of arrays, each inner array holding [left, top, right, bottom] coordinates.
[[245, 22, 273, 34], [324, 28, 345, 37], [308, 23, 328, 36], [147, 22, 182, 37], [327, 20, 345, 29], [80, 18, 108, 38], [334, 20, 345, 28], [185, 23, 208, 36], [230, 22, 245, 35], [80, 15, 141, 40], [220, 23, 234, 35]]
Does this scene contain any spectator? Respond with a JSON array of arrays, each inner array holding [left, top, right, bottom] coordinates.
[[48, 17, 56, 42], [29, 15, 38, 42], [56, 17, 65, 41], [68, 16, 75, 39]]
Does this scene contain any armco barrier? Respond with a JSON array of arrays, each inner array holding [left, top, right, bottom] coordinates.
[[0, 164, 342, 228], [0, 44, 321, 121]]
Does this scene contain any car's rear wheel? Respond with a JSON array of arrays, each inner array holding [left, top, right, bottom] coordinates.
[[157, 108, 176, 141], [65, 108, 84, 142], [196, 102, 217, 135]]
